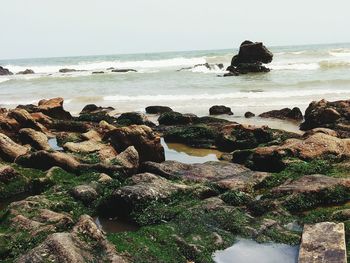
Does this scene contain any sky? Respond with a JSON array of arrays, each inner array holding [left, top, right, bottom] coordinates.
[[1, 0, 349, 59]]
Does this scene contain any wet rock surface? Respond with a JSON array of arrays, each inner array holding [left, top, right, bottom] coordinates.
[[299, 222, 347, 263], [0, 97, 349, 263]]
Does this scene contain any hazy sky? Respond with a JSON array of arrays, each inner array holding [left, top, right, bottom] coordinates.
[[1, 0, 349, 59]]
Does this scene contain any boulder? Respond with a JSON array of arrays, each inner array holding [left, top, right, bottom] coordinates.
[[111, 69, 137, 73], [209, 105, 233, 115], [37, 97, 72, 120], [225, 41, 273, 76], [16, 150, 80, 172], [272, 174, 350, 194], [244, 111, 255, 118], [233, 133, 350, 172], [99, 173, 189, 217], [81, 130, 102, 142], [59, 68, 77, 73], [8, 109, 43, 131], [145, 106, 173, 114], [80, 104, 114, 115], [63, 140, 105, 153], [71, 185, 98, 204], [112, 146, 139, 173], [298, 222, 346, 263], [30, 112, 53, 126], [158, 112, 198, 125], [141, 160, 270, 191], [0, 133, 29, 162], [259, 107, 303, 121], [117, 112, 155, 127], [92, 71, 104, 74], [300, 99, 350, 137], [104, 125, 165, 163], [19, 128, 51, 151], [0, 165, 20, 183], [0, 66, 13, 75], [231, 40, 273, 66], [17, 215, 127, 263], [16, 69, 35, 75]]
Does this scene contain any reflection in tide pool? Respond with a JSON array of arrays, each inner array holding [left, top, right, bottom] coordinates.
[[161, 138, 222, 164], [213, 239, 299, 263], [48, 137, 64, 151]]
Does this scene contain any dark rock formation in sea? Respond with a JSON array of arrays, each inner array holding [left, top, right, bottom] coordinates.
[[111, 69, 137, 73], [0, 66, 13, 75], [245, 111, 255, 118], [224, 40, 273, 76], [177, 63, 224, 72], [209, 105, 233, 115], [17, 69, 35, 75], [259, 107, 303, 121], [145, 106, 173, 114], [59, 68, 78, 73]]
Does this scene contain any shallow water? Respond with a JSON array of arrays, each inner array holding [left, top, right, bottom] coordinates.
[[94, 216, 139, 233], [48, 137, 63, 151], [0, 43, 349, 116], [213, 239, 299, 263], [161, 138, 222, 163]]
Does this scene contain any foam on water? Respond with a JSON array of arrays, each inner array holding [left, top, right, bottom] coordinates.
[[3, 57, 208, 74], [213, 239, 299, 263], [103, 89, 350, 102]]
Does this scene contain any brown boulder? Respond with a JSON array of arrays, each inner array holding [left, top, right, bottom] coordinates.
[[209, 105, 233, 116], [19, 128, 51, 150], [0, 165, 20, 183], [37, 97, 72, 120], [0, 133, 29, 162], [8, 109, 43, 131], [16, 150, 80, 172], [301, 99, 350, 135], [0, 66, 13, 75], [233, 133, 350, 172], [104, 125, 165, 162]]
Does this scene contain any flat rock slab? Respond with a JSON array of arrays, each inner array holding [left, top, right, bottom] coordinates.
[[141, 160, 270, 191], [299, 222, 347, 263]]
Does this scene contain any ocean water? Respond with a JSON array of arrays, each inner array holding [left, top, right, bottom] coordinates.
[[0, 43, 350, 119]]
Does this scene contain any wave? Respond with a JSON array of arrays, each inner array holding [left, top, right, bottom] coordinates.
[[319, 60, 350, 69], [104, 89, 350, 102], [270, 62, 320, 70], [0, 77, 10, 84], [189, 64, 227, 74], [4, 57, 207, 74]]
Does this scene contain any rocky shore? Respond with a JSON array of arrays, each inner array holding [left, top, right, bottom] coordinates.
[[0, 97, 349, 262]]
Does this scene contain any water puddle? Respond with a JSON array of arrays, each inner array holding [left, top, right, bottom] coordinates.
[[94, 216, 139, 233], [213, 239, 299, 263], [161, 138, 222, 163], [48, 137, 64, 151]]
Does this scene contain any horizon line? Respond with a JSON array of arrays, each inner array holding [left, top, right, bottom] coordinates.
[[1, 41, 349, 62]]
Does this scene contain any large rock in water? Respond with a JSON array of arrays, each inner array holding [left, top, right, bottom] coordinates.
[[104, 125, 165, 163], [259, 107, 303, 121], [0, 66, 13, 75], [300, 99, 350, 137], [225, 40, 273, 76], [141, 160, 270, 191], [298, 222, 347, 263]]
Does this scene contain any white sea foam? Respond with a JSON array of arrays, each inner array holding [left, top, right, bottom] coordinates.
[[190, 64, 227, 74], [4, 57, 207, 74], [104, 89, 350, 102], [270, 62, 320, 70], [0, 77, 10, 84]]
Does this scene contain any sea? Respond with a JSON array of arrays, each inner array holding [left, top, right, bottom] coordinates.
[[1, 42, 350, 130]]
